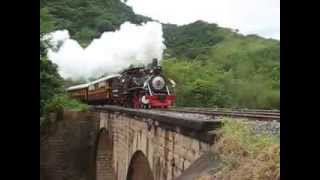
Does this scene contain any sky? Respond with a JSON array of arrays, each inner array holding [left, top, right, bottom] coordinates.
[[125, 0, 280, 40]]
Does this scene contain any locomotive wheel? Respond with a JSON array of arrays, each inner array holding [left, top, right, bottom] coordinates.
[[125, 95, 133, 108], [142, 104, 149, 109], [132, 93, 140, 109]]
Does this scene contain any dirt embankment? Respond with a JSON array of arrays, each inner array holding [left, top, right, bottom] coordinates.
[[177, 118, 280, 180]]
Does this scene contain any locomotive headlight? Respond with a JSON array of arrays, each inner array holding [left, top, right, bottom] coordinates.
[[151, 76, 165, 90]]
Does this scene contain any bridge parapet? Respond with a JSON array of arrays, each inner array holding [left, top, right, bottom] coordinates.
[[92, 105, 222, 144], [93, 105, 222, 180]]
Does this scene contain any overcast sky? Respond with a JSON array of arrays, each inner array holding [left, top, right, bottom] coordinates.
[[126, 0, 280, 40]]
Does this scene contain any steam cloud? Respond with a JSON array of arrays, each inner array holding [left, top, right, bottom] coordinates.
[[45, 21, 166, 80]]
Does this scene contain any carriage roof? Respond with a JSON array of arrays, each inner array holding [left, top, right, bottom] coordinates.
[[66, 83, 89, 91], [89, 74, 120, 85], [66, 74, 121, 91]]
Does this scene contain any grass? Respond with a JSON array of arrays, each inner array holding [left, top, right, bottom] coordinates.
[[211, 118, 280, 180], [220, 120, 279, 154]]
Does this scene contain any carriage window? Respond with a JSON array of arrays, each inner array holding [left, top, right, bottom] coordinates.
[[89, 85, 95, 91], [98, 81, 106, 88]]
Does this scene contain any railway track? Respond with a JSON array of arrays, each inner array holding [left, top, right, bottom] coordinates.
[[92, 105, 280, 122], [161, 107, 280, 122], [177, 107, 280, 113]]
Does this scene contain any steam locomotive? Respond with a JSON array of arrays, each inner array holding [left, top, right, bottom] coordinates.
[[66, 59, 176, 108]]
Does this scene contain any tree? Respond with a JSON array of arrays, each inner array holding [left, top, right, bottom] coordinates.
[[40, 8, 64, 116], [162, 34, 279, 109]]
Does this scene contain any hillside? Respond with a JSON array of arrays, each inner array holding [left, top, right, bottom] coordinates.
[[40, 0, 280, 109], [40, 0, 152, 46], [162, 21, 279, 109], [162, 21, 230, 59]]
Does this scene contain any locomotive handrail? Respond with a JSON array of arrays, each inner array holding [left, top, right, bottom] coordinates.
[[127, 87, 145, 91], [166, 86, 171, 95]]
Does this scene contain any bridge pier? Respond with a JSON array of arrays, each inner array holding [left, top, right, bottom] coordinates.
[[96, 128, 115, 180]]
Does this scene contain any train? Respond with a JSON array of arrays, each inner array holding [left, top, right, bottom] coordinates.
[[66, 59, 176, 108]]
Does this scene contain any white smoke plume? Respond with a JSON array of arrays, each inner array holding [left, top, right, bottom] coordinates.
[[45, 21, 166, 80]]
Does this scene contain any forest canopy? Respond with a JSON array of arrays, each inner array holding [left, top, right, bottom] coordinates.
[[162, 22, 279, 109]]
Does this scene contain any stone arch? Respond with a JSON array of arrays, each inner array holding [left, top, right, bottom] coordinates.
[[95, 128, 115, 180], [127, 151, 154, 180]]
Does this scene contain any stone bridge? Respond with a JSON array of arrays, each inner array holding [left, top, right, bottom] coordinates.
[[40, 106, 221, 180]]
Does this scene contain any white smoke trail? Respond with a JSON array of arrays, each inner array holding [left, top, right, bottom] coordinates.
[[45, 21, 166, 80]]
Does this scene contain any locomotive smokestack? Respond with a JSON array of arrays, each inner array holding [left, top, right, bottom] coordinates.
[[152, 58, 158, 67], [151, 58, 162, 74]]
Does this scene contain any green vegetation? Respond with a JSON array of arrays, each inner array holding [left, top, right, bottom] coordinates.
[[40, 7, 89, 117], [162, 21, 227, 59], [212, 119, 280, 180], [41, 0, 280, 110], [40, 94, 88, 128], [220, 120, 279, 152], [43, 94, 89, 114], [162, 22, 279, 109], [40, 8, 64, 116]]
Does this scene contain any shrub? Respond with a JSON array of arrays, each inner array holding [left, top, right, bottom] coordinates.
[[43, 94, 89, 115]]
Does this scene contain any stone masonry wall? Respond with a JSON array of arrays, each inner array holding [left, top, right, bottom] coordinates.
[[40, 111, 99, 180]]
